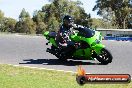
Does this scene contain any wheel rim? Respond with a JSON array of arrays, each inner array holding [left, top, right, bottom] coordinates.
[[99, 50, 109, 61]]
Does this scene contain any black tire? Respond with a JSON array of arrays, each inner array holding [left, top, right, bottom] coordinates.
[[76, 76, 86, 85], [58, 52, 68, 61], [51, 45, 56, 51], [51, 45, 65, 60], [96, 48, 113, 65]]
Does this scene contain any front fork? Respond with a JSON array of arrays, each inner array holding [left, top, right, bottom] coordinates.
[[91, 44, 105, 55]]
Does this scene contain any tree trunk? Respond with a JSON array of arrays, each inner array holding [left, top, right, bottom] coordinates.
[[123, 15, 128, 29]]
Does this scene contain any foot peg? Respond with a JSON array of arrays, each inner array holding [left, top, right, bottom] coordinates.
[[46, 48, 55, 55]]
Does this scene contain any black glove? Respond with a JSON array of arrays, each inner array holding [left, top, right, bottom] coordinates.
[[71, 24, 84, 31], [71, 23, 78, 29]]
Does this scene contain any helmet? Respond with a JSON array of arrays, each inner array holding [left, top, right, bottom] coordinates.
[[63, 15, 74, 26]]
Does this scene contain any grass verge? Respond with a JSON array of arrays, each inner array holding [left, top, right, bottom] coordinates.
[[0, 64, 131, 88]]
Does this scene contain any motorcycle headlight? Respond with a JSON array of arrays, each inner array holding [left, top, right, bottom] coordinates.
[[91, 39, 100, 47], [95, 39, 100, 44]]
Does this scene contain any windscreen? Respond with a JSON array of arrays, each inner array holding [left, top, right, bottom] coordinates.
[[78, 28, 95, 38]]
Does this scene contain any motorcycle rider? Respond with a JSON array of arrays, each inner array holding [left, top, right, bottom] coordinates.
[[56, 15, 84, 58]]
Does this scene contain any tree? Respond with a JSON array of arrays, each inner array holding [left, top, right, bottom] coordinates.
[[93, 0, 132, 29], [15, 8, 36, 34], [92, 18, 118, 29], [47, 15, 59, 32], [33, 10, 45, 23], [0, 10, 5, 32], [24, 18, 36, 34], [0, 10, 4, 19], [19, 8, 30, 21], [36, 22, 47, 34], [127, 14, 132, 28], [4, 17, 16, 32], [34, 0, 93, 32], [33, 10, 47, 34]]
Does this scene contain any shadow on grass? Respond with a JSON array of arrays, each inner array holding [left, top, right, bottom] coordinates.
[[19, 58, 103, 66]]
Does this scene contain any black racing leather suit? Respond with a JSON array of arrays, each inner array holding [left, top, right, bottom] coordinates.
[[56, 24, 84, 56]]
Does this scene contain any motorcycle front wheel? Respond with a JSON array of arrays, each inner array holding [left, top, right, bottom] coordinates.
[[95, 48, 113, 65]]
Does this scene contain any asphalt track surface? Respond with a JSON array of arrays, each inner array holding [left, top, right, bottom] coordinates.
[[0, 34, 132, 76]]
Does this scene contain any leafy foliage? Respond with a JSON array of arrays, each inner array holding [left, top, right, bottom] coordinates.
[[93, 0, 132, 29], [1, 0, 131, 34], [0, 10, 5, 32], [15, 8, 36, 34], [91, 18, 118, 29], [32, 0, 92, 32], [4, 17, 17, 32]]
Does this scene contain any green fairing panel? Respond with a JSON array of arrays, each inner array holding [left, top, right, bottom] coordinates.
[[71, 31, 103, 59], [71, 31, 100, 45], [73, 49, 84, 57], [92, 44, 105, 54], [43, 31, 49, 36], [91, 32, 105, 54], [82, 37, 96, 45], [73, 48, 94, 60], [84, 31, 101, 45], [83, 48, 92, 59], [43, 31, 57, 47], [70, 33, 81, 42], [49, 38, 57, 47]]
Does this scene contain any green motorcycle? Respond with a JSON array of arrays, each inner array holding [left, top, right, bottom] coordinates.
[[43, 28, 113, 65]]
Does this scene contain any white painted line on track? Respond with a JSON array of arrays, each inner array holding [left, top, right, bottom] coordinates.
[[6, 64, 77, 74], [14, 34, 42, 38], [15, 34, 22, 36]]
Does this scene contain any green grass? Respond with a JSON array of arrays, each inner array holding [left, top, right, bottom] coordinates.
[[0, 64, 131, 88]]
